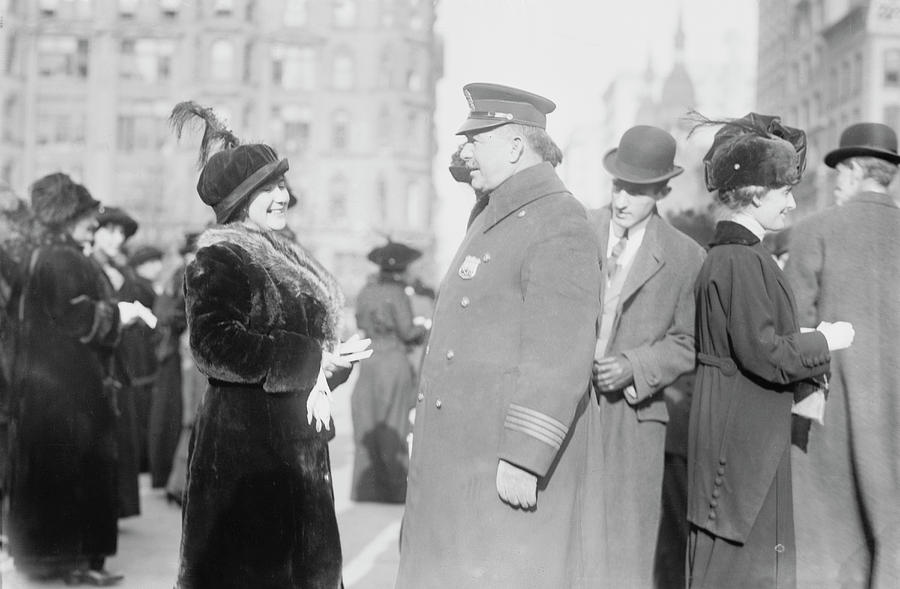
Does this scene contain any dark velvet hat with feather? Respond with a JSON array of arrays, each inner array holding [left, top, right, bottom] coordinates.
[[690, 112, 807, 192], [169, 102, 289, 224]]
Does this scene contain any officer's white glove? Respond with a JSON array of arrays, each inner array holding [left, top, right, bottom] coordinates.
[[306, 367, 332, 432]]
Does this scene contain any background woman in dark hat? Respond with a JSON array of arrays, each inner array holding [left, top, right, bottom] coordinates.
[[7, 173, 135, 585], [686, 114, 855, 589], [351, 240, 428, 503], [170, 102, 367, 589]]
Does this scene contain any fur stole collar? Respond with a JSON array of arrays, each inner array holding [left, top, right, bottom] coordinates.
[[197, 222, 344, 348]]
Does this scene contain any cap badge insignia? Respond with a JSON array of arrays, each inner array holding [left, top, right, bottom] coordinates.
[[464, 88, 476, 110], [458, 255, 481, 280]]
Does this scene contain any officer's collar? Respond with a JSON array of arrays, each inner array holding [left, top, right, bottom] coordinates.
[[480, 162, 570, 232]]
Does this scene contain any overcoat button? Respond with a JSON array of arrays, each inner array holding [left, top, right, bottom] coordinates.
[[716, 466, 726, 476], [517, 210, 526, 218], [712, 488, 721, 498], [719, 457, 727, 465], [714, 476, 723, 486], [709, 499, 718, 508], [435, 399, 443, 409], [324, 472, 331, 482], [417, 393, 424, 402], [708, 511, 717, 520], [775, 544, 785, 553], [460, 296, 470, 308], [446, 350, 454, 360], [482, 253, 491, 263]]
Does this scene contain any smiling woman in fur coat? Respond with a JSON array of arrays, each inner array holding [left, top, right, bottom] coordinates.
[[171, 103, 356, 589]]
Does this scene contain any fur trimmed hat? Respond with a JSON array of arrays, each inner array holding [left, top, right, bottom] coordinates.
[[170, 102, 289, 224], [693, 112, 807, 192], [96, 205, 139, 239], [30, 172, 100, 228]]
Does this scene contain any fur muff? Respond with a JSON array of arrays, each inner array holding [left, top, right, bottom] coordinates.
[[30, 173, 99, 228]]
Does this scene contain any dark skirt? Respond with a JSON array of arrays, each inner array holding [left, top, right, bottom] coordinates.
[[115, 384, 141, 518], [688, 444, 795, 589], [350, 345, 416, 503], [149, 354, 183, 488], [177, 384, 342, 589]]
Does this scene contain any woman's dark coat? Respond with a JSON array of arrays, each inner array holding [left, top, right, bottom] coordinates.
[[688, 221, 831, 588], [8, 233, 120, 569], [351, 273, 426, 503], [149, 264, 185, 487], [177, 222, 344, 589]]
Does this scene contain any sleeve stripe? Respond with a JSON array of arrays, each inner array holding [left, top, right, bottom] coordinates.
[[507, 403, 568, 438], [504, 420, 563, 450], [504, 415, 565, 447]]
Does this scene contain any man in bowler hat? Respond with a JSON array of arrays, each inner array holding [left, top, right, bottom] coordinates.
[[396, 83, 601, 588], [786, 122, 900, 588], [581, 125, 706, 587]]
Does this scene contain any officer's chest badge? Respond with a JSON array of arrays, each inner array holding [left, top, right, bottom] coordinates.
[[458, 255, 481, 280]]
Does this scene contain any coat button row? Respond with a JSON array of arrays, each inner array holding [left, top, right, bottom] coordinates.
[[460, 296, 470, 308]]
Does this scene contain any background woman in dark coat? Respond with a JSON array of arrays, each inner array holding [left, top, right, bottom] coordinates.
[[351, 241, 428, 503], [686, 114, 855, 589], [8, 173, 137, 585], [171, 103, 364, 589]]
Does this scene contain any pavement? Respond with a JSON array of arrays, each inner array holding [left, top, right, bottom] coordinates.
[[0, 372, 404, 588]]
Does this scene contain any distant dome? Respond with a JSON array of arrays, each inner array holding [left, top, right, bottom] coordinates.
[[661, 63, 696, 111]]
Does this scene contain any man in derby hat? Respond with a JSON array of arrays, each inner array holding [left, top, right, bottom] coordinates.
[[785, 122, 900, 588], [581, 125, 706, 587], [396, 83, 600, 588]]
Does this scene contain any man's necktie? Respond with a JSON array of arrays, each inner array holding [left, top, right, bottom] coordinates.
[[607, 230, 629, 282]]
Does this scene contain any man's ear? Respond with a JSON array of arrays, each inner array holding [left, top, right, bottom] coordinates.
[[509, 135, 525, 163]]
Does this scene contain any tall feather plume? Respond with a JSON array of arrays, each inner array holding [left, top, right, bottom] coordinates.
[[169, 101, 241, 168], [684, 110, 767, 139]]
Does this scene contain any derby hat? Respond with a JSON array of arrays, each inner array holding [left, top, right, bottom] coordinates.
[[603, 125, 684, 185], [457, 83, 556, 135], [824, 122, 900, 167], [96, 205, 139, 239], [367, 240, 422, 272]]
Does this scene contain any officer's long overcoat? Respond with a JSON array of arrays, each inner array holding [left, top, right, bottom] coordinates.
[[395, 162, 601, 589]]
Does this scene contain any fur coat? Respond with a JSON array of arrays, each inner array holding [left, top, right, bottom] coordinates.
[[177, 222, 344, 589]]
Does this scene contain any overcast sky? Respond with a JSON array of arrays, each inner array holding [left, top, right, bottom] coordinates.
[[429, 0, 759, 268]]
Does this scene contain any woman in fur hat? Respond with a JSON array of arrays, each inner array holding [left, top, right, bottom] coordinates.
[[686, 114, 855, 588], [171, 103, 364, 589], [351, 240, 428, 503], [8, 173, 133, 586]]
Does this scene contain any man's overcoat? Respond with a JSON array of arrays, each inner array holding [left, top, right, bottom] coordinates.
[[395, 162, 601, 589], [785, 191, 900, 589], [581, 208, 705, 587]]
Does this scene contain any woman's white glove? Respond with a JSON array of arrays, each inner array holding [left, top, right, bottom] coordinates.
[[306, 367, 332, 432], [817, 320, 855, 351]]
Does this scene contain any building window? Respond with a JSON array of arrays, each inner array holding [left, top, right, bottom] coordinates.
[[377, 105, 391, 147], [284, 0, 308, 26], [2, 95, 20, 142], [409, 0, 423, 30], [406, 178, 424, 228], [332, 50, 355, 90], [37, 37, 89, 78], [272, 45, 316, 90], [332, 110, 350, 151], [380, 0, 395, 26], [379, 46, 393, 88], [329, 174, 349, 222], [160, 0, 181, 17], [5, 34, 18, 75], [121, 38, 175, 83], [213, 0, 234, 15], [37, 112, 86, 145], [281, 104, 312, 154], [377, 175, 388, 223], [333, 0, 357, 27], [117, 102, 169, 152], [885, 49, 900, 87], [406, 68, 422, 92], [39, 0, 59, 16], [243, 42, 254, 83], [118, 0, 138, 16], [406, 109, 419, 152], [210, 39, 235, 81]]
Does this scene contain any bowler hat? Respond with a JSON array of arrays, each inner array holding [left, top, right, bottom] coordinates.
[[198, 144, 289, 224], [823, 122, 900, 167], [30, 173, 100, 228], [96, 206, 139, 239], [603, 126, 684, 185], [367, 241, 422, 272], [457, 83, 556, 135]]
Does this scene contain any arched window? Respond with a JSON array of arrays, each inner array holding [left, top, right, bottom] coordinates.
[[333, 0, 356, 28], [210, 39, 234, 81], [329, 174, 349, 222], [332, 49, 355, 90], [284, 0, 308, 26], [273, 45, 316, 89], [332, 110, 350, 151]]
